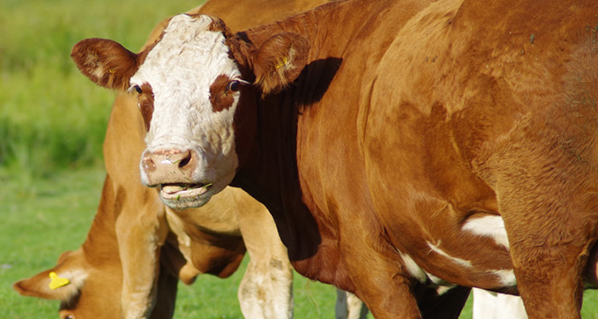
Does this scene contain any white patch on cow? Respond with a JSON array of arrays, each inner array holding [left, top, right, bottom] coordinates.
[[436, 284, 457, 296], [427, 241, 473, 268], [398, 251, 427, 283], [463, 215, 510, 248], [424, 271, 457, 295], [132, 14, 241, 206], [424, 271, 450, 286], [489, 269, 517, 286], [472, 288, 528, 319]]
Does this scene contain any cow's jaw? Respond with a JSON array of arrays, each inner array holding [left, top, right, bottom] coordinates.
[[132, 14, 242, 209]]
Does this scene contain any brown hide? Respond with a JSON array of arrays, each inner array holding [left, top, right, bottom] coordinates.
[[72, 0, 598, 318]]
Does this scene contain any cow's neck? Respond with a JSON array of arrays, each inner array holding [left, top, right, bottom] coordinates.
[[230, 0, 395, 283], [80, 175, 120, 265], [232, 90, 322, 268]]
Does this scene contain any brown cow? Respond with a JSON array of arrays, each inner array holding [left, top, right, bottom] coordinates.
[[70, 0, 598, 317], [14, 1, 367, 319], [14, 176, 277, 319]]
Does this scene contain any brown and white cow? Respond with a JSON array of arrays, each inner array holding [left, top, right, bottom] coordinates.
[[70, 0, 598, 317], [14, 176, 279, 319], [13, 1, 367, 319]]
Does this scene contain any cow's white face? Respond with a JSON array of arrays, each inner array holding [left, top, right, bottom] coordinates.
[[131, 15, 244, 208], [71, 13, 310, 210]]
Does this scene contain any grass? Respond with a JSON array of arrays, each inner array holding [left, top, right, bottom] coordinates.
[[0, 0, 207, 179]]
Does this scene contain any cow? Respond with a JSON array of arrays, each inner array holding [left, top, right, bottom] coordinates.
[[14, 176, 279, 319], [69, 0, 598, 317], [13, 1, 367, 319]]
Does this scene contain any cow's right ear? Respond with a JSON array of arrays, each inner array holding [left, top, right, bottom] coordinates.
[[13, 251, 88, 302], [251, 32, 309, 95], [71, 38, 140, 91]]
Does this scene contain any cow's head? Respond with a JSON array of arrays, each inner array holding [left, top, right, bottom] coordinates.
[[71, 14, 309, 209], [13, 250, 120, 319], [13, 248, 179, 319]]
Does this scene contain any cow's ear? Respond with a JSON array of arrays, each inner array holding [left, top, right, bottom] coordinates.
[[252, 32, 309, 94], [13, 251, 88, 302], [71, 38, 140, 91]]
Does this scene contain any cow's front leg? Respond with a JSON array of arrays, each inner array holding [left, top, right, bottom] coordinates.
[[237, 200, 293, 319], [116, 193, 168, 319], [335, 289, 369, 319]]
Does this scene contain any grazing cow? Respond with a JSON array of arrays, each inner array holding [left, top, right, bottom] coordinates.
[[14, 176, 277, 319], [70, 0, 598, 317], [13, 1, 368, 319]]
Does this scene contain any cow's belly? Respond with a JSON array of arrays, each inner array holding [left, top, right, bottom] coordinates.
[[364, 148, 516, 290], [389, 209, 517, 292]]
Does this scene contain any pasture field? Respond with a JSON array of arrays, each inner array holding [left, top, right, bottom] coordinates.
[[1, 0, 598, 318]]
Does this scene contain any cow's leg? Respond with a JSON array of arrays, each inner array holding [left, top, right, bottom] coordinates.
[[490, 153, 598, 319], [237, 200, 293, 319], [115, 188, 169, 319], [339, 240, 423, 318], [148, 262, 179, 319], [336, 289, 369, 319], [496, 193, 590, 319], [355, 274, 422, 319], [472, 289, 528, 319], [508, 235, 587, 319]]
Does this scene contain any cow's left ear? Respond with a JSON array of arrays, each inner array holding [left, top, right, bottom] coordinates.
[[251, 32, 309, 94], [13, 251, 88, 302]]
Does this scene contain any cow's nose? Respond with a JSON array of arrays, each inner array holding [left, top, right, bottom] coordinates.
[[141, 149, 197, 185]]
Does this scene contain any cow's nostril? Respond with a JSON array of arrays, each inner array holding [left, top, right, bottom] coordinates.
[[178, 152, 192, 168], [142, 153, 157, 171]]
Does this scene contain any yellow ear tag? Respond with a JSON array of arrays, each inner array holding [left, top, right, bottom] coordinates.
[[275, 56, 289, 70], [49, 272, 70, 290]]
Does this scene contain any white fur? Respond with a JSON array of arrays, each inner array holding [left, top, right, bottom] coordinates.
[[463, 215, 510, 248], [427, 241, 473, 268], [132, 14, 241, 205], [335, 290, 369, 319], [472, 289, 528, 319], [489, 269, 517, 286], [398, 251, 428, 283]]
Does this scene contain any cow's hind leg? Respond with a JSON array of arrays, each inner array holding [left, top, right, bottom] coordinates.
[[495, 187, 592, 318], [489, 147, 598, 318]]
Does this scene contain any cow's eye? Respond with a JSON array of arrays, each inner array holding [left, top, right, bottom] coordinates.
[[226, 80, 240, 92], [133, 85, 142, 94]]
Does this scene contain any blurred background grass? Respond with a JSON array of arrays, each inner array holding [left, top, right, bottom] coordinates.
[[1, 0, 598, 318], [0, 0, 208, 183]]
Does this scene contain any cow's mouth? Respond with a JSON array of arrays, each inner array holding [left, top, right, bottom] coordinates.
[[159, 183, 213, 200]]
